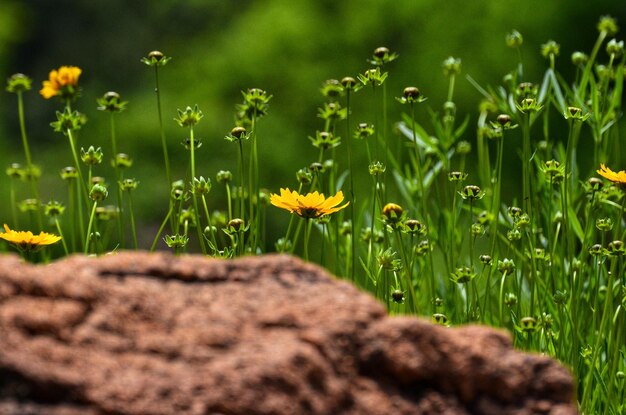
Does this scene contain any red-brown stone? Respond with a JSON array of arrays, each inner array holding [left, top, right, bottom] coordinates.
[[0, 252, 576, 414]]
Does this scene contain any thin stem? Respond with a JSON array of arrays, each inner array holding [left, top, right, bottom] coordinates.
[[154, 66, 172, 186], [84, 201, 98, 254], [67, 129, 87, 249], [189, 126, 207, 255], [17, 92, 43, 230], [127, 191, 138, 249], [151, 204, 173, 252], [346, 90, 356, 281], [54, 218, 69, 256], [110, 113, 126, 248], [304, 218, 310, 261], [201, 194, 218, 249]]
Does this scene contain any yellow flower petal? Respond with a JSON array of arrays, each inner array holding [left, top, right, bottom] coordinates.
[[0, 224, 61, 251], [270, 189, 349, 218]]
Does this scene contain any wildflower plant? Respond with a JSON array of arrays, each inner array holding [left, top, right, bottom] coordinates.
[[3, 14, 626, 413]]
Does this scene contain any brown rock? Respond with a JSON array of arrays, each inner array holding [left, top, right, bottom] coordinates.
[[0, 252, 576, 415]]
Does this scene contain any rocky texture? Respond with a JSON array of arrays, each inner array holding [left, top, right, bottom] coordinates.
[[0, 252, 576, 415]]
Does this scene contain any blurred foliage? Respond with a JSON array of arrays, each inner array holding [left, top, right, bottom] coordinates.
[[1, 0, 625, 243]]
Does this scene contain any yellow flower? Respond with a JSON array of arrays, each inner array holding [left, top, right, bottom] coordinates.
[[40, 66, 82, 99], [270, 188, 349, 218], [597, 163, 626, 186], [0, 224, 62, 251]]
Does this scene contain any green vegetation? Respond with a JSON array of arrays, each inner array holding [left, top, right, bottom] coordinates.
[[1, 3, 626, 412]]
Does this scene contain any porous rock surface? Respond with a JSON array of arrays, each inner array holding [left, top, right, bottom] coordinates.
[[0, 252, 576, 415]]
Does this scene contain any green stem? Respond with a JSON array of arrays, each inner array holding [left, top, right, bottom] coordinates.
[[201, 194, 218, 250], [154, 66, 172, 186], [17, 92, 43, 230], [238, 139, 246, 221], [84, 201, 98, 254], [581, 256, 617, 411], [395, 230, 417, 313], [54, 218, 69, 256], [127, 191, 138, 249], [189, 126, 207, 255], [67, 129, 87, 249], [411, 103, 436, 311], [304, 218, 310, 261], [345, 90, 356, 281], [110, 113, 126, 248], [151, 205, 173, 252]]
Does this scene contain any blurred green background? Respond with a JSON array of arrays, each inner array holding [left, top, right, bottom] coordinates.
[[1, 0, 624, 248]]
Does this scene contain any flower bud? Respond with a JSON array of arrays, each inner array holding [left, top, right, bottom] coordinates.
[[60, 166, 78, 180], [448, 171, 468, 182], [505, 30, 523, 48], [382, 203, 404, 224], [597, 15, 619, 36], [606, 38, 624, 57], [275, 237, 292, 252], [450, 266, 476, 284], [504, 293, 518, 306], [141, 50, 171, 67], [498, 258, 515, 274], [309, 162, 324, 173], [520, 316, 537, 332], [432, 313, 449, 326], [596, 217, 614, 232], [589, 243, 604, 257], [479, 254, 492, 265], [460, 185, 483, 200], [191, 176, 211, 195], [404, 219, 426, 235], [97, 91, 127, 112], [471, 223, 485, 237], [175, 105, 203, 127], [164, 234, 188, 249], [354, 123, 375, 139], [496, 114, 512, 127], [507, 228, 521, 241], [377, 248, 401, 271], [340, 76, 357, 90], [369, 46, 398, 66], [369, 161, 386, 176], [508, 206, 523, 218], [44, 200, 65, 217], [442, 57, 461, 77], [321, 79, 343, 99], [608, 240, 626, 256], [374, 46, 389, 58], [89, 183, 108, 201], [114, 153, 133, 168], [391, 289, 405, 304], [6, 163, 25, 179], [80, 146, 103, 166], [296, 168, 312, 185], [148, 51, 164, 61], [415, 240, 430, 256], [120, 178, 139, 191], [456, 140, 471, 155], [216, 170, 233, 184], [225, 126, 249, 142], [587, 177, 604, 191], [6, 73, 32, 93], [571, 51, 588, 66], [541, 40, 560, 58], [227, 218, 245, 231]]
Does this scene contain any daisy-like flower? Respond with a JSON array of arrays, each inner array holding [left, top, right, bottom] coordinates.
[[270, 188, 349, 219], [0, 224, 62, 252], [40, 66, 82, 100], [597, 163, 626, 186]]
